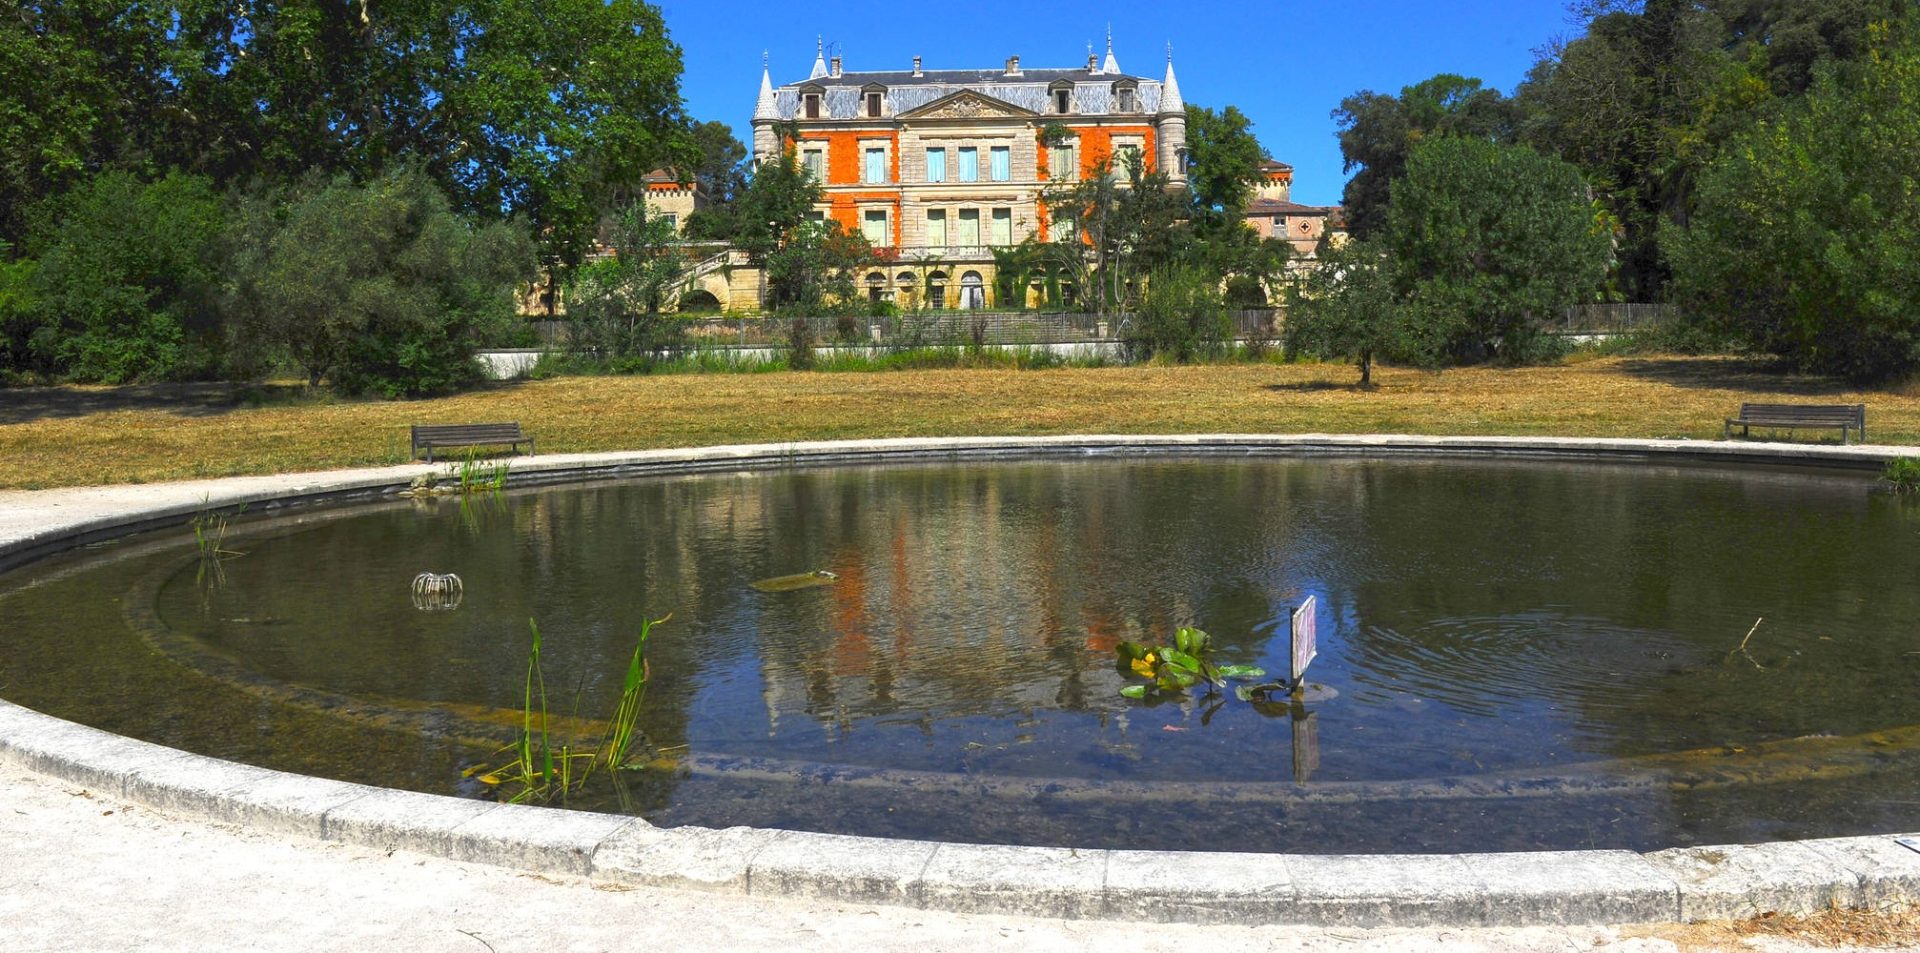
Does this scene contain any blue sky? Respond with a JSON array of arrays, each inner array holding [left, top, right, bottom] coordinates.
[[654, 0, 1579, 206]]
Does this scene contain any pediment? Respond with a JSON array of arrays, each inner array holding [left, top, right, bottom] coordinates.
[[899, 89, 1038, 121]]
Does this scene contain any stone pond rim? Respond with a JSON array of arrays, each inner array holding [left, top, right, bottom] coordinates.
[[4, 434, 1920, 928]]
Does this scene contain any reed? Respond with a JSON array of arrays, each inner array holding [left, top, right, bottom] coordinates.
[[479, 615, 664, 804]]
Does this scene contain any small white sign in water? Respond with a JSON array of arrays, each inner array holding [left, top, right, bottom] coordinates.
[[1290, 595, 1318, 690], [1896, 836, 1920, 855]]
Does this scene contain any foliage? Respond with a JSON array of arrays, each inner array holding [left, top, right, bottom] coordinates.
[[223, 166, 535, 396], [1883, 457, 1920, 494], [677, 122, 751, 240], [1115, 627, 1264, 700], [0, 242, 43, 378], [476, 616, 662, 804], [1285, 239, 1438, 385], [1333, 74, 1522, 240], [563, 204, 691, 365], [1665, 15, 1920, 384], [1042, 155, 1188, 313], [27, 170, 227, 383], [1124, 267, 1231, 363], [1183, 104, 1270, 223], [1386, 137, 1612, 363]]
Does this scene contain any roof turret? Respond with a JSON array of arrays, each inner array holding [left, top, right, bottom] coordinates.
[[1101, 29, 1120, 74], [809, 37, 829, 80], [755, 53, 777, 119], [1159, 47, 1182, 112]]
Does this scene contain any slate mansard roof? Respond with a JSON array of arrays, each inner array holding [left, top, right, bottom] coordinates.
[[766, 68, 1170, 122]]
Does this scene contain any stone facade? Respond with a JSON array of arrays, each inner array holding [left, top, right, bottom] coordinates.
[[1244, 160, 1346, 265], [748, 41, 1187, 310]]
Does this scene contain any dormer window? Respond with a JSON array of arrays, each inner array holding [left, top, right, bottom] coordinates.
[[801, 84, 824, 120], [1117, 86, 1136, 112], [862, 83, 888, 119], [1049, 80, 1074, 115]]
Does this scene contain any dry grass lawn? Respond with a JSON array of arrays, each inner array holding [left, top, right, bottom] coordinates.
[[2, 355, 1917, 490]]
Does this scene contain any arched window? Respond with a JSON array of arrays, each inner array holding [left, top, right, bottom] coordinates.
[[866, 271, 886, 304], [927, 270, 948, 310]]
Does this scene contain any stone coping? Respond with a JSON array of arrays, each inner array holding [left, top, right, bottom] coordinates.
[[3, 434, 1919, 927]]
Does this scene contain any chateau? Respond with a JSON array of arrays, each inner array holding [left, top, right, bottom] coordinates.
[[748, 40, 1187, 310]]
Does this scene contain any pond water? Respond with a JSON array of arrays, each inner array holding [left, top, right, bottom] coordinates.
[[5, 454, 1920, 853]]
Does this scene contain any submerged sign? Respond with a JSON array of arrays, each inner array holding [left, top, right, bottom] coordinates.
[[1289, 595, 1318, 689]]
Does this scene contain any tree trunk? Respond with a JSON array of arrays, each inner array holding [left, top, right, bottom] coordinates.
[[1359, 349, 1372, 386]]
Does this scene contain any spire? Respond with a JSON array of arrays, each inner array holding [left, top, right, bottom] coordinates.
[[1102, 27, 1120, 75], [1160, 45, 1182, 112], [755, 53, 776, 120], [809, 36, 828, 80]]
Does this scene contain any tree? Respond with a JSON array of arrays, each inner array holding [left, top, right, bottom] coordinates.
[[1333, 74, 1522, 240], [729, 127, 876, 315], [1666, 16, 1920, 383], [0, 241, 42, 378], [2, 0, 695, 278], [27, 170, 226, 383], [1183, 104, 1269, 226], [677, 122, 751, 241], [563, 204, 691, 363], [1283, 239, 1433, 385], [1126, 266, 1231, 363], [1043, 153, 1187, 313], [224, 166, 534, 395], [1386, 137, 1612, 362]]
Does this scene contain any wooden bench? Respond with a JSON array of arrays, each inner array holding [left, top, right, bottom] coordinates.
[[1724, 403, 1866, 445], [411, 423, 534, 463]]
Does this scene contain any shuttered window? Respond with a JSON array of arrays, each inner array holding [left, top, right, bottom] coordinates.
[[925, 148, 946, 183], [958, 147, 978, 182], [990, 146, 1010, 182], [864, 148, 887, 184]]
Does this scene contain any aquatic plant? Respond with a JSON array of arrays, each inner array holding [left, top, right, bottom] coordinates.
[[1885, 457, 1920, 494], [190, 497, 246, 590], [1115, 627, 1264, 700], [477, 615, 664, 804], [449, 450, 510, 495]]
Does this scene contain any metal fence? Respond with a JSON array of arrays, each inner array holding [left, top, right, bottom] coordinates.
[[1552, 303, 1673, 335], [676, 309, 1284, 349]]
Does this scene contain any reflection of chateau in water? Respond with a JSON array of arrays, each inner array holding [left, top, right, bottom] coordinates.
[[741, 464, 1300, 739]]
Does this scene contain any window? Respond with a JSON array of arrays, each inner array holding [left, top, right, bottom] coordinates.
[[925, 209, 947, 247], [863, 147, 887, 184], [867, 272, 886, 303], [1114, 144, 1142, 181], [991, 208, 1012, 246], [1054, 89, 1071, 114], [925, 148, 946, 183], [804, 93, 820, 119], [661, 214, 677, 233], [866, 92, 882, 118], [1049, 144, 1076, 181], [1049, 213, 1074, 242], [862, 209, 888, 246], [802, 148, 825, 182], [958, 208, 980, 246], [989, 146, 1010, 182], [1117, 87, 1136, 112], [806, 210, 826, 223], [928, 271, 947, 309], [958, 147, 978, 182]]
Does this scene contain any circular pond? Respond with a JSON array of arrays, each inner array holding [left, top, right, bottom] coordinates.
[[5, 452, 1920, 854]]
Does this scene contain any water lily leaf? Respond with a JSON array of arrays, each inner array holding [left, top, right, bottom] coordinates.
[[1116, 641, 1149, 662], [1119, 685, 1148, 699], [1234, 685, 1256, 702], [1161, 649, 1201, 672], [1216, 665, 1267, 680]]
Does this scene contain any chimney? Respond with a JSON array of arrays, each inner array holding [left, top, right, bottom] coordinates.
[[912, 55, 923, 77], [1087, 53, 1099, 71], [1005, 55, 1021, 76], [830, 56, 842, 78]]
